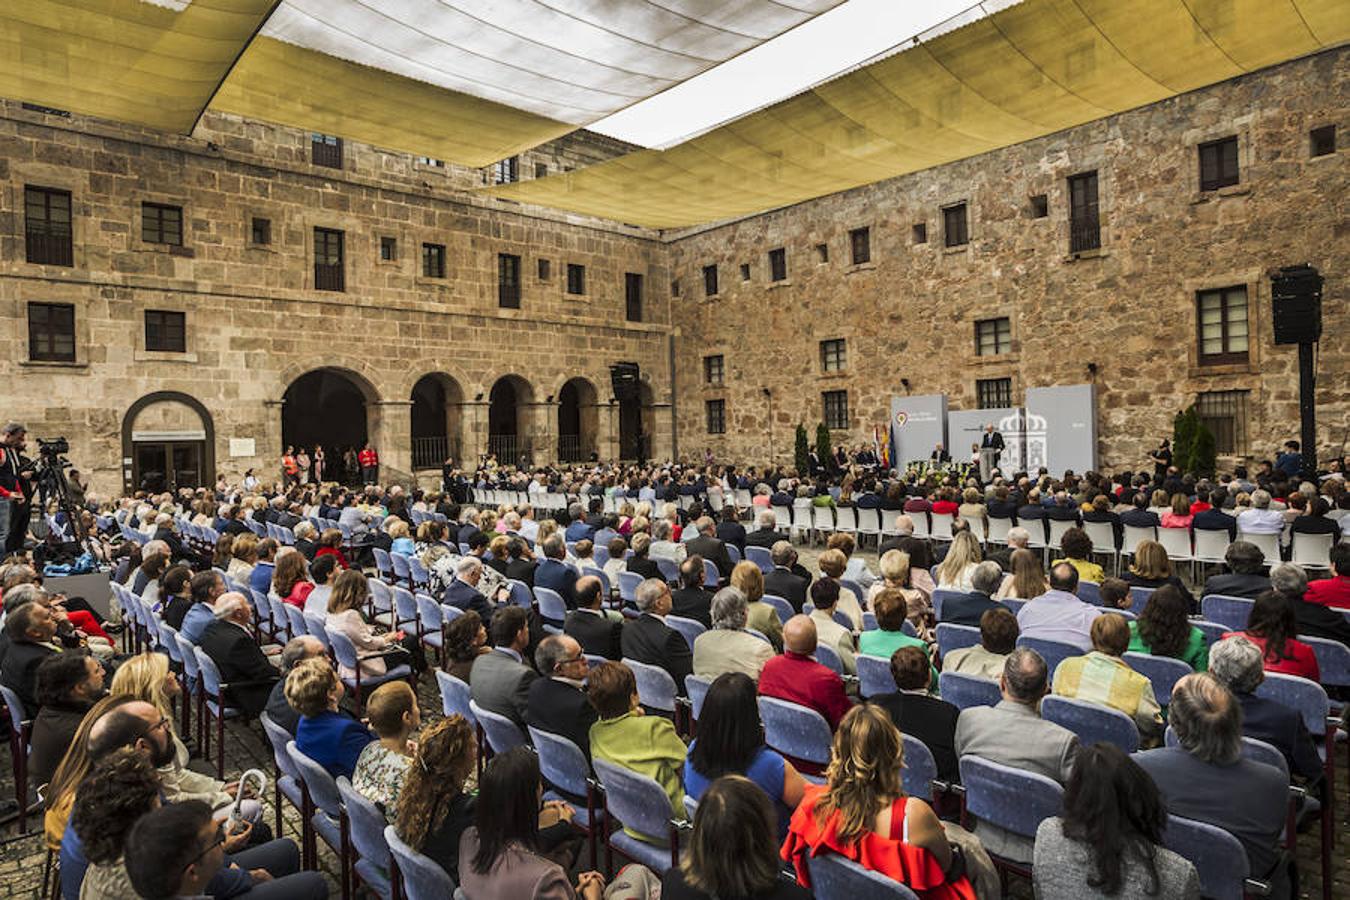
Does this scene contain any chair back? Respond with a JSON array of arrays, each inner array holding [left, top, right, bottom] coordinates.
[[434, 670, 477, 727], [1014, 635, 1080, 679], [1121, 652, 1191, 705], [901, 734, 939, 801], [831, 609, 854, 631], [507, 579, 533, 609], [745, 546, 774, 574], [469, 700, 527, 754], [656, 557, 680, 583], [1156, 527, 1193, 561], [959, 755, 1064, 840], [759, 697, 833, 767], [930, 589, 964, 621], [192, 647, 227, 702], [701, 557, 721, 587], [373, 548, 393, 579], [338, 776, 392, 870], [1041, 694, 1140, 753], [1192, 529, 1231, 564], [384, 825, 458, 900], [176, 633, 202, 682], [812, 641, 844, 675], [158, 620, 184, 664], [528, 727, 591, 799], [618, 571, 643, 604], [304, 614, 332, 651], [534, 586, 568, 628], [1080, 520, 1117, 554], [1122, 525, 1158, 556], [1127, 586, 1156, 616], [1290, 532, 1335, 569], [1253, 671, 1329, 737], [1199, 594, 1254, 631], [684, 675, 712, 721], [408, 556, 430, 587], [1160, 813, 1252, 900], [1046, 518, 1075, 551], [1236, 531, 1280, 566], [624, 657, 678, 713], [259, 712, 303, 782], [287, 740, 343, 816], [0, 684, 28, 738], [665, 615, 705, 650], [856, 654, 897, 699], [1303, 635, 1350, 688], [414, 593, 443, 633], [592, 758, 681, 843], [1076, 581, 1103, 607], [368, 578, 394, 616], [985, 516, 1013, 545], [391, 586, 419, 627], [937, 672, 1001, 710], [808, 852, 920, 899], [325, 626, 363, 676], [834, 507, 858, 534], [754, 595, 790, 626], [390, 553, 413, 585], [1191, 620, 1229, 647], [935, 622, 981, 658], [284, 603, 308, 638]]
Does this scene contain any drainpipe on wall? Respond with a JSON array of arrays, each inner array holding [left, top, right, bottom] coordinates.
[[668, 331, 678, 462]]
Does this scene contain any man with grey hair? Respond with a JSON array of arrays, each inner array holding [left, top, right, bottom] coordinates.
[[877, 515, 917, 556], [198, 592, 279, 716], [1208, 637, 1322, 781], [264, 635, 326, 734], [620, 577, 692, 694], [1202, 541, 1271, 599], [534, 532, 579, 613], [985, 526, 1031, 573], [1271, 562, 1350, 645], [686, 516, 733, 582], [940, 560, 1011, 626], [129, 540, 171, 595], [671, 555, 713, 628], [564, 502, 593, 542], [763, 540, 810, 612], [691, 586, 774, 680], [526, 633, 597, 758], [648, 518, 685, 567], [1135, 673, 1288, 894], [744, 509, 780, 551], [1237, 490, 1285, 534], [953, 647, 1079, 863], [444, 555, 499, 622]]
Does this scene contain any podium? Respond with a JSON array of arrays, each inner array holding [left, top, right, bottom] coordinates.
[[979, 447, 999, 482]]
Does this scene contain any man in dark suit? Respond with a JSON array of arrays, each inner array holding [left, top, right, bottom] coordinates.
[[504, 537, 537, 587], [526, 635, 598, 760], [1045, 492, 1081, 526], [670, 556, 713, 628], [685, 516, 733, 583], [1201, 541, 1271, 599], [443, 556, 502, 623], [1119, 492, 1161, 529], [457, 514, 483, 547], [264, 635, 328, 735], [1015, 490, 1047, 540], [564, 576, 623, 660], [743, 510, 781, 551], [871, 646, 961, 783], [763, 541, 810, 613], [715, 506, 746, 555], [563, 502, 594, 543], [984, 527, 1031, 573], [939, 562, 1009, 627], [198, 593, 280, 716], [1192, 489, 1238, 541], [533, 534, 579, 610], [930, 443, 951, 464], [469, 606, 537, 728], [1209, 636, 1322, 782], [981, 425, 1005, 471], [621, 578, 693, 695], [0, 601, 63, 713]]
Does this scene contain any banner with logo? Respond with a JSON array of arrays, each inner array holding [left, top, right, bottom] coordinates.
[[889, 394, 947, 469], [1026, 384, 1098, 474]]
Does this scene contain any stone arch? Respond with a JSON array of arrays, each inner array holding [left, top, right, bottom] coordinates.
[[281, 366, 382, 484], [487, 374, 537, 464], [556, 376, 599, 462], [121, 391, 215, 493], [619, 378, 657, 462], [410, 372, 465, 469]]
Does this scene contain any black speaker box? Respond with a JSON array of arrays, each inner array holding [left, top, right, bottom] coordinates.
[[610, 362, 640, 402], [1271, 264, 1323, 345]]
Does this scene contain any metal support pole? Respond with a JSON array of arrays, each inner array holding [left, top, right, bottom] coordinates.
[[1298, 342, 1317, 481]]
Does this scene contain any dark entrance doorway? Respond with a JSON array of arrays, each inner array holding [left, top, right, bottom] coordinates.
[[411, 374, 463, 470], [133, 441, 204, 493], [557, 378, 597, 462], [282, 369, 370, 484], [488, 375, 533, 464], [618, 382, 653, 461]]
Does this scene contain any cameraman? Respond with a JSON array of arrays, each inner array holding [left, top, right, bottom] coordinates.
[[0, 423, 34, 554]]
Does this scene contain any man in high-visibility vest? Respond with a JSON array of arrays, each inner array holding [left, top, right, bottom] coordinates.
[[358, 443, 379, 485]]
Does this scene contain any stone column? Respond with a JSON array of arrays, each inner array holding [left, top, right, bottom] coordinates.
[[372, 399, 413, 482], [522, 400, 556, 465], [464, 397, 489, 464]]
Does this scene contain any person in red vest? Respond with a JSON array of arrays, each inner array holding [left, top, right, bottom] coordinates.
[[358, 443, 379, 485], [281, 446, 299, 486]]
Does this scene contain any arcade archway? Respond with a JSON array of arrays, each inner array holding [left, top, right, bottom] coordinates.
[[557, 377, 598, 462], [488, 375, 535, 465], [411, 373, 464, 470], [282, 368, 375, 484]]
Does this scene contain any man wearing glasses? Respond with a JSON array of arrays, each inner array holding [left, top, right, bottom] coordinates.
[[525, 634, 598, 760], [125, 800, 228, 898]]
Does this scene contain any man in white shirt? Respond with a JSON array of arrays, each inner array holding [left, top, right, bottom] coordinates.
[[1016, 563, 1101, 651], [649, 519, 687, 565], [1236, 490, 1287, 535]]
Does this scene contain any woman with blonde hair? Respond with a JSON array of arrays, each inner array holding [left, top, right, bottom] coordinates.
[[1160, 493, 1194, 530], [934, 531, 983, 592], [1124, 540, 1194, 611], [782, 704, 975, 899], [731, 560, 783, 651], [957, 487, 987, 532], [616, 502, 636, 536], [867, 550, 932, 631], [995, 548, 1048, 600], [109, 653, 261, 823], [816, 549, 863, 631], [227, 533, 259, 586], [388, 519, 415, 556]]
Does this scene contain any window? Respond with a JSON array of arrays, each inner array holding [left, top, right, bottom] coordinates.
[[1310, 125, 1336, 158], [942, 203, 968, 247], [566, 263, 586, 295], [142, 202, 182, 246], [493, 156, 519, 184], [24, 185, 72, 266], [144, 309, 186, 353], [1030, 194, 1048, 218], [380, 236, 397, 261], [768, 247, 787, 281], [625, 273, 643, 322], [822, 391, 849, 430], [704, 355, 724, 385], [703, 264, 719, 297], [820, 338, 847, 373], [1198, 136, 1238, 191], [912, 223, 927, 244], [1197, 390, 1250, 455], [311, 133, 342, 168], [849, 227, 871, 265], [1196, 285, 1249, 364], [739, 263, 751, 282], [498, 253, 521, 308], [705, 399, 726, 435], [420, 243, 446, 278], [250, 217, 271, 246], [671, 279, 681, 298], [28, 302, 75, 362], [1068, 171, 1100, 253], [313, 227, 344, 292], [975, 317, 1011, 356], [538, 259, 551, 281], [976, 378, 1013, 409], [816, 243, 829, 263], [414, 156, 444, 167], [534, 163, 548, 179], [21, 102, 69, 117]]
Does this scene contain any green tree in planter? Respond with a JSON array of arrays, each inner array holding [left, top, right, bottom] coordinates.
[[816, 423, 833, 472], [794, 424, 810, 475], [1171, 406, 1217, 477]]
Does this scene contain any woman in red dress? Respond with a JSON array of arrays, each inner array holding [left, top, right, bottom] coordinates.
[[1222, 589, 1320, 682], [782, 704, 975, 899]]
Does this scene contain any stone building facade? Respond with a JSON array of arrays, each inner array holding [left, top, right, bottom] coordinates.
[[1, 47, 1345, 497]]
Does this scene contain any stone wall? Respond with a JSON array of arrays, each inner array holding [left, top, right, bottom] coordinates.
[[667, 47, 1348, 474]]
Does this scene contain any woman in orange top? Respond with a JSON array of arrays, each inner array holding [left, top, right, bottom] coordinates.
[[1222, 590, 1320, 682], [281, 445, 299, 484], [782, 704, 975, 900]]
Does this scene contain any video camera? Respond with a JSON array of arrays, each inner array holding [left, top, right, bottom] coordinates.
[[37, 436, 70, 458]]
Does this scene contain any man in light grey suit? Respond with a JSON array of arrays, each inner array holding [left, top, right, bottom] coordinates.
[[953, 647, 1078, 864], [469, 605, 536, 729]]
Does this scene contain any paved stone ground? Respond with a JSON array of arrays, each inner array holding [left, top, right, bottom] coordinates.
[[0, 541, 1344, 898]]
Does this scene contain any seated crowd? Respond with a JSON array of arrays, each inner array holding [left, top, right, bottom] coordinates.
[[1, 448, 1345, 900]]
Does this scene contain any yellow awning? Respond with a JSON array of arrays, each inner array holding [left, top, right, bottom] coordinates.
[[485, 0, 1349, 227]]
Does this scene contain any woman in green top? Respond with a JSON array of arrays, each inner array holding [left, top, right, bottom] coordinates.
[[1126, 584, 1208, 671], [587, 661, 688, 841], [858, 589, 937, 690]]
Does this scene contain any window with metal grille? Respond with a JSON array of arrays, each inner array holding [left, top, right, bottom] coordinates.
[[1196, 285, 1248, 364], [22, 103, 69, 117], [380, 236, 397, 261], [422, 243, 446, 278], [740, 263, 751, 282], [415, 156, 444, 167], [1310, 125, 1336, 158], [975, 318, 1011, 356], [493, 157, 519, 184], [142, 202, 182, 246], [671, 279, 680, 297], [625, 273, 643, 322], [703, 264, 719, 297], [706, 399, 726, 435], [849, 227, 871, 264], [566, 263, 585, 295], [28, 302, 75, 362], [250, 217, 271, 246], [498, 253, 521, 308], [942, 203, 968, 247], [1198, 136, 1238, 191], [976, 378, 1013, 409], [1030, 195, 1048, 218], [144, 309, 186, 353], [1196, 390, 1249, 455], [24, 185, 73, 266], [822, 391, 849, 430], [912, 223, 927, 244], [820, 338, 847, 373], [311, 133, 342, 168], [1068, 171, 1100, 253], [816, 243, 829, 263], [313, 227, 344, 292], [538, 259, 551, 281], [704, 355, 724, 385], [769, 247, 787, 281]]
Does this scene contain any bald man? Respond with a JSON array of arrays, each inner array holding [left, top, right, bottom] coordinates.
[[199, 592, 279, 716], [757, 615, 853, 739]]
